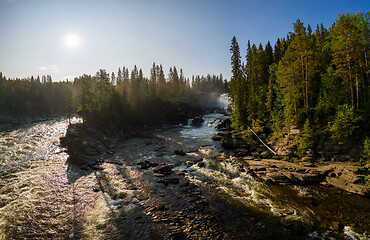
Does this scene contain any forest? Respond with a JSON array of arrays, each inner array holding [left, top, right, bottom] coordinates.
[[229, 11, 369, 163], [0, 64, 227, 126]]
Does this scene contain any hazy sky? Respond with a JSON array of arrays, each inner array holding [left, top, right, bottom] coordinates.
[[0, 0, 369, 81]]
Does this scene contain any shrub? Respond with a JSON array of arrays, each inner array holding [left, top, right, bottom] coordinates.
[[364, 175, 370, 187], [296, 119, 314, 158], [359, 137, 370, 165], [330, 104, 362, 142]]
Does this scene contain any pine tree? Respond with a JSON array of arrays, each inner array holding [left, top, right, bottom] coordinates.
[[179, 68, 185, 95], [330, 12, 363, 108], [111, 72, 116, 85], [150, 62, 157, 96], [230, 36, 241, 80], [229, 36, 247, 129], [76, 74, 93, 121], [157, 64, 166, 97], [117, 67, 122, 84]]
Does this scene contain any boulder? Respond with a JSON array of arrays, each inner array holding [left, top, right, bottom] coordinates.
[[137, 160, 159, 169], [324, 165, 370, 196], [211, 134, 222, 141], [153, 164, 174, 175], [232, 149, 250, 158], [157, 177, 180, 185], [191, 117, 204, 127], [264, 172, 292, 184], [276, 146, 296, 157], [216, 118, 231, 130], [242, 158, 370, 196], [174, 149, 186, 156], [220, 136, 245, 149]]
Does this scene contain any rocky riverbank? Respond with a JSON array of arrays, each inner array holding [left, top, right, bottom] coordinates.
[[213, 119, 370, 197], [61, 115, 370, 197], [59, 122, 314, 239], [57, 112, 370, 238]]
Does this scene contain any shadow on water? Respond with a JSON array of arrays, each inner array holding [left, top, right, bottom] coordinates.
[[92, 166, 163, 239], [111, 159, 335, 240], [76, 152, 341, 239]]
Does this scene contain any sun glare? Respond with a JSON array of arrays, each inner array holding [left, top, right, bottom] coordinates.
[[65, 34, 80, 48]]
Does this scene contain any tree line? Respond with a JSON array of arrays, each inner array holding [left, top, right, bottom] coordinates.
[[0, 73, 74, 117], [74, 64, 227, 126], [229, 11, 369, 158], [0, 64, 227, 126]]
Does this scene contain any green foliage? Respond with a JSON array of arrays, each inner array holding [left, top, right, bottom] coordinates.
[[329, 12, 365, 108], [0, 62, 226, 128], [330, 104, 362, 142], [316, 158, 325, 164], [230, 36, 241, 79], [0, 73, 74, 116], [228, 12, 369, 162], [359, 137, 370, 165], [191, 74, 227, 93], [230, 73, 248, 130], [296, 119, 314, 158], [364, 176, 370, 187], [229, 37, 248, 130]]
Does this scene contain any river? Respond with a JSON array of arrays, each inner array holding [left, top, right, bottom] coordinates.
[[0, 94, 369, 239]]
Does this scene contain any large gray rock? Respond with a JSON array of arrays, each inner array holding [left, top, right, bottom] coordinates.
[[216, 118, 231, 130], [323, 165, 370, 197], [221, 136, 245, 149], [242, 158, 370, 197]]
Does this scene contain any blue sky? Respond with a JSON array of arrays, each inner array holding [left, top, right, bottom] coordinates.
[[0, 0, 369, 81]]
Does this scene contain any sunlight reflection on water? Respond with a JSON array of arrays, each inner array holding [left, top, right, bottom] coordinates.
[[0, 117, 82, 177]]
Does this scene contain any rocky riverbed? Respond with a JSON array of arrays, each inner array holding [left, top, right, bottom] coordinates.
[[57, 112, 370, 239], [1, 112, 369, 239]]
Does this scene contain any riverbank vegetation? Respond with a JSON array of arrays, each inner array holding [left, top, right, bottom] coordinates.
[[0, 73, 74, 117], [0, 64, 227, 126], [229, 11, 369, 164], [74, 64, 227, 126]]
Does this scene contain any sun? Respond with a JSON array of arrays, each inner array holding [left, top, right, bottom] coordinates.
[[64, 34, 80, 48]]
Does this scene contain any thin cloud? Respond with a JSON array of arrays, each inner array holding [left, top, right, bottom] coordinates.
[[37, 65, 59, 73], [50, 64, 59, 73]]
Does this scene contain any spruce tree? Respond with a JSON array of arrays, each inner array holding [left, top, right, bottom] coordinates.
[[229, 36, 247, 129]]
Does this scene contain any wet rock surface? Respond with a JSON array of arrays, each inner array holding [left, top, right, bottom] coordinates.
[[191, 116, 204, 127], [96, 132, 318, 240], [234, 153, 369, 197], [219, 133, 245, 149], [214, 118, 370, 197], [174, 149, 186, 156], [90, 124, 368, 239]]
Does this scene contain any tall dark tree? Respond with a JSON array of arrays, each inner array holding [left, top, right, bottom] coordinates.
[[149, 62, 157, 96], [330, 12, 366, 108], [230, 36, 241, 79], [229, 36, 247, 129]]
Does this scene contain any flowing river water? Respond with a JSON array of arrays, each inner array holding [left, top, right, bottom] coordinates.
[[0, 94, 369, 239]]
